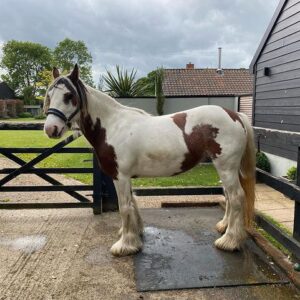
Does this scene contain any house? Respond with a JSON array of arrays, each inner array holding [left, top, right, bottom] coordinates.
[[0, 82, 23, 118], [250, 0, 300, 176], [117, 59, 253, 118], [162, 63, 253, 121], [0, 82, 15, 99]]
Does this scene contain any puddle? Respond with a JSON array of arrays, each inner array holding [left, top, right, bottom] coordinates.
[[0, 235, 47, 254], [144, 226, 161, 236]]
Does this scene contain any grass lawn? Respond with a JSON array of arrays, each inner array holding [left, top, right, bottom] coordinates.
[[0, 117, 43, 122], [0, 130, 220, 187]]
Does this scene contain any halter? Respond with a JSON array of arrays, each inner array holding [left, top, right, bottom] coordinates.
[[47, 107, 80, 127], [46, 78, 83, 127]]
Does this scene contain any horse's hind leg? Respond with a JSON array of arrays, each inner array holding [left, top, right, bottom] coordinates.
[[110, 175, 143, 256], [214, 163, 247, 251], [216, 188, 229, 234]]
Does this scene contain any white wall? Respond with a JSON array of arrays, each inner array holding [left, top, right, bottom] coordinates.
[[264, 152, 296, 177], [116, 96, 236, 115], [117, 98, 157, 115]]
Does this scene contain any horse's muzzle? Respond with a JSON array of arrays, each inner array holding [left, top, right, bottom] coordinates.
[[44, 124, 64, 139]]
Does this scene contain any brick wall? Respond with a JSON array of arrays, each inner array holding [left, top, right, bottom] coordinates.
[[0, 99, 24, 118]]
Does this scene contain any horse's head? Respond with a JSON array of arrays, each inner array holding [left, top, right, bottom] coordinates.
[[44, 64, 84, 138]]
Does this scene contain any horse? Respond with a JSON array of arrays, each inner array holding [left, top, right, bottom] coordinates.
[[44, 64, 256, 257]]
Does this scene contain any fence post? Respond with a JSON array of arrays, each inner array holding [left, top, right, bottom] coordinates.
[[295, 147, 300, 242], [93, 154, 102, 214], [92, 153, 119, 214]]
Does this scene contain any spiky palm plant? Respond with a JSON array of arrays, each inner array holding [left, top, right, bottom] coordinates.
[[103, 65, 146, 97]]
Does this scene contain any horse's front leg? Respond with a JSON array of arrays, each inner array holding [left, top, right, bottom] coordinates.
[[110, 175, 143, 256]]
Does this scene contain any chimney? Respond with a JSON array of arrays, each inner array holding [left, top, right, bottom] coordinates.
[[216, 47, 223, 75], [186, 62, 194, 69]]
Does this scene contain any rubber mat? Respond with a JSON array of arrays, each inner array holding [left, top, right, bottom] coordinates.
[[134, 207, 289, 292]]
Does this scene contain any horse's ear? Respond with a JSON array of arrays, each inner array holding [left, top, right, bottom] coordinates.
[[53, 67, 60, 79], [69, 64, 79, 83]]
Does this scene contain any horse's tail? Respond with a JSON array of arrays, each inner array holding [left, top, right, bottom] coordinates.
[[239, 113, 256, 231]]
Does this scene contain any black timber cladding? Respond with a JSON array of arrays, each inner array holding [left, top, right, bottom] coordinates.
[[255, 128, 300, 161], [250, 0, 300, 160]]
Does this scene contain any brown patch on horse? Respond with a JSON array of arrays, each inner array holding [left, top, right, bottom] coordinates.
[[172, 112, 187, 131], [81, 114, 118, 179], [63, 92, 78, 107], [172, 113, 222, 173], [223, 108, 245, 129]]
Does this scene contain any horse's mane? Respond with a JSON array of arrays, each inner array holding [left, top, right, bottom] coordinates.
[[44, 76, 151, 118], [122, 105, 151, 116], [89, 87, 151, 116]]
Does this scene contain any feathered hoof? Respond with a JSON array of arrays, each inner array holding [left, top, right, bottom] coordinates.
[[110, 238, 142, 257], [214, 234, 241, 251], [118, 226, 144, 238], [215, 220, 227, 234], [138, 225, 144, 237]]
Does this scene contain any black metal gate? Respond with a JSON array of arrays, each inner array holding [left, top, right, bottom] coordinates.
[[0, 125, 118, 214]]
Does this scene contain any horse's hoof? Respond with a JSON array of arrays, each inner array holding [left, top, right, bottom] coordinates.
[[215, 220, 227, 234], [214, 235, 240, 251], [110, 239, 142, 257], [139, 226, 144, 237]]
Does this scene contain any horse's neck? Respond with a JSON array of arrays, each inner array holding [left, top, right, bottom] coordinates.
[[84, 86, 122, 127]]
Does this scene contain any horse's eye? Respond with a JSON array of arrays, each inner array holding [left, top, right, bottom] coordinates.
[[63, 93, 73, 104]]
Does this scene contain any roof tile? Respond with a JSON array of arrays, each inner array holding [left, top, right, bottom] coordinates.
[[163, 68, 253, 96]]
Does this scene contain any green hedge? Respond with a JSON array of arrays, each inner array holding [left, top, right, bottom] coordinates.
[[256, 151, 271, 173]]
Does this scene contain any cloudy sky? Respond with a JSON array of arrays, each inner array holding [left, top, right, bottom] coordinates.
[[0, 0, 279, 83]]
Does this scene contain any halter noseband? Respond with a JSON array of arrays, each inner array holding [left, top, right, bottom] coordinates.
[[47, 107, 80, 126], [46, 79, 83, 127]]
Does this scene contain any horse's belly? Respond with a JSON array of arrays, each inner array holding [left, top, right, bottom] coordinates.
[[134, 149, 187, 177]]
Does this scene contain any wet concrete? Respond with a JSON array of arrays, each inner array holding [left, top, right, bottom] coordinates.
[[135, 207, 289, 291], [0, 206, 299, 299], [0, 235, 47, 254]]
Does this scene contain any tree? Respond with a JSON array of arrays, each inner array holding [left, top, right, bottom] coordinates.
[[103, 65, 147, 97], [53, 38, 94, 86], [35, 69, 68, 101], [136, 69, 162, 96], [35, 69, 52, 101], [135, 68, 165, 114], [0, 40, 52, 96], [155, 68, 165, 115]]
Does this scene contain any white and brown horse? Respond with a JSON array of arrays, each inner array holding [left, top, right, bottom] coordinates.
[[44, 65, 256, 257]]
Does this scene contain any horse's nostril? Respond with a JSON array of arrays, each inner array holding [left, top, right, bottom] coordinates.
[[53, 125, 58, 137]]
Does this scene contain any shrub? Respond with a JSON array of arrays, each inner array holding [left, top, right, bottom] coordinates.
[[34, 113, 46, 120], [18, 112, 33, 118], [287, 166, 297, 181], [256, 151, 271, 173]]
